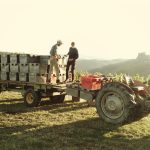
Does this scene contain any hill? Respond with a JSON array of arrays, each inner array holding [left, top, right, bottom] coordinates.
[[76, 59, 126, 71], [91, 59, 150, 76]]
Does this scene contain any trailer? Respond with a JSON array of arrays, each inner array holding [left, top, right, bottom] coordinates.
[[0, 52, 67, 107], [0, 80, 66, 107]]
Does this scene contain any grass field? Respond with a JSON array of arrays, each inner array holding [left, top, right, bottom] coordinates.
[[0, 91, 150, 150]]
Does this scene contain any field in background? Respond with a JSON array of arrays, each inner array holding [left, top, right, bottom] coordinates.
[[0, 91, 150, 150], [75, 72, 150, 83]]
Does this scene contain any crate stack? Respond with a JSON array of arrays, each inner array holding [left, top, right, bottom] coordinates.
[[19, 54, 30, 82], [0, 53, 9, 80], [0, 52, 67, 84], [58, 55, 67, 82], [9, 53, 19, 81], [0, 52, 50, 83], [28, 55, 49, 83]]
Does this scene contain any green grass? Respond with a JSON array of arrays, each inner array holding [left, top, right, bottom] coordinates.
[[0, 92, 150, 150]]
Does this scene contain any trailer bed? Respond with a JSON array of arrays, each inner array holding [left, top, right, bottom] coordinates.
[[0, 80, 66, 91]]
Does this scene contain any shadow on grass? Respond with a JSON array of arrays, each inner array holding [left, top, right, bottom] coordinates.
[[0, 118, 150, 150], [0, 98, 23, 103], [0, 98, 89, 114], [0, 98, 150, 127]]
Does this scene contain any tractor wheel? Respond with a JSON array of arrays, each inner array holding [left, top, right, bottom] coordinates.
[[24, 89, 41, 107], [50, 94, 65, 104], [96, 82, 135, 124]]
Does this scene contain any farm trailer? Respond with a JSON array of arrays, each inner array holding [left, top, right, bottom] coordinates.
[[0, 52, 67, 106], [0, 80, 66, 107]]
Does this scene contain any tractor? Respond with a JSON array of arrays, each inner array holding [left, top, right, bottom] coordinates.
[[66, 74, 150, 124]]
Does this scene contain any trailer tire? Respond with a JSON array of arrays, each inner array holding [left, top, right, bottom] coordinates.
[[96, 82, 135, 124], [50, 94, 65, 104], [24, 89, 41, 107]]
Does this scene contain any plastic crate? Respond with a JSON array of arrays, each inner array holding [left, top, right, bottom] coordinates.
[[19, 73, 28, 82], [1, 54, 9, 63], [29, 63, 48, 74], [59, 73, 66, 82], [10, 64, 19, 72], [19, 54, 30, 64], [58, 56, 67, 66], [29, 63, 40, 73], [19, 64, 29, 73], [80, 75, 101, 90], [10, 54, 18, 64], [0, 72, 8, 80], [1, 63, 9, 72], [39, 55, 49, 64], [9, 72, 18, 81], [29, 73, 46, 83]]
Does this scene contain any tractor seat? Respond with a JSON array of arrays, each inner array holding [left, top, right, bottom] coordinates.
[[131, 86, 144, 91]]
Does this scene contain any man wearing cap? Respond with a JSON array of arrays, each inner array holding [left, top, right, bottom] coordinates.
[[48, 40, 62, 83]]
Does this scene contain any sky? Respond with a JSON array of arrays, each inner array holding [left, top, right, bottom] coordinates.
[[0, 0, 150, 59]]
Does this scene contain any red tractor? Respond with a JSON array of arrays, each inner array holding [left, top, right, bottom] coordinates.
[[66, 75, 150, 124]]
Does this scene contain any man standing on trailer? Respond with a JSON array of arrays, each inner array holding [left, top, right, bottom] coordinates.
[[65, 42, 79, 82], [48, 40, 63, 84]]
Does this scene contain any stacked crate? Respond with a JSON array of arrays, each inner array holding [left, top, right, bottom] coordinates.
[[28, 55, 49, 83], [58, 55, 67, 82], [19, 54, 29, 82], [0, 52, 66, 84], [0, 53, 9, 80], [9, 54, 19, 81]]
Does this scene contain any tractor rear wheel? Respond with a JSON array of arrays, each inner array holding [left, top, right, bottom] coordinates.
[[96, 82, 135, 124]]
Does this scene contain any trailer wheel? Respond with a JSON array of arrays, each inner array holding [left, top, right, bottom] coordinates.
[[50, 94, 65, 104], [24, 89, 41, 107], [96, 82, 135, 124]]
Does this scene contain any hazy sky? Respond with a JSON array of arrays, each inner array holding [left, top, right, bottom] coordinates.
[[0, 0, 150, 59]]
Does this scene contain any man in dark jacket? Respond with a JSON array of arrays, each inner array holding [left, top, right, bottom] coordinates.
[[66, 42, 79, 82]]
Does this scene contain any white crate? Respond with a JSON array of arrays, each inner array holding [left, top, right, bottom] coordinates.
[[1, 54, 8, 64], [59, 74, 66, 82], [29, 63, 40, 73], [29, 73, 46, 83], [10, 64, 19, 72], [58, 56, 68, 66], [10, 54, 18, 64], [59, 67, 66, 74], [19, 73, 28, 82], [39, 64, 48, 74], [1, 64, 9, 72], [29, 63, 48, 74], [40, 55, 49, 64], [9, 72, 18, 81], [0, 72, 8, 80], [19, 54, 30, 64], [19, 64, 29, 73]]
